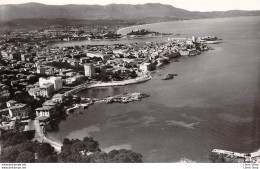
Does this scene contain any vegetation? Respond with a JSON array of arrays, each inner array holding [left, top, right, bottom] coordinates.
[[1, 141, 58, 163], [94, 70, 138, 82], [208, 152, 225, 163], [0, 129, 142, 163], [104, 149, 143, 163], [59, 137, 142, 163], [14, 94, 45, 119], [0, 130, 35, 147], [59, 137, 101, 162], [0, 130, 57, 163], [208, 152, 246, 163]]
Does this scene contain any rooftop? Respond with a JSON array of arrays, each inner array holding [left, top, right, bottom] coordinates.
[[36, 106, 54, 111]]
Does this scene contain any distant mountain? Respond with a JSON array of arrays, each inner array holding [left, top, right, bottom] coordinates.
[[0, 3, 259, 22], [0, 3, 191, 21]]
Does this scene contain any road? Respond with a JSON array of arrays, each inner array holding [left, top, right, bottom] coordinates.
[[27, 120, 62, 152]]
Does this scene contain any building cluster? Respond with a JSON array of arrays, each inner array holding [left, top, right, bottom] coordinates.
[[0, 29, 211, 132], [0, 100, 31, 130], [0, 25, 122, 45], [28, 76, 63, 98], [212, 149, 260, 163]]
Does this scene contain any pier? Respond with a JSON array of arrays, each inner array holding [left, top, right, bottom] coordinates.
[[65, 92, 150, 114]]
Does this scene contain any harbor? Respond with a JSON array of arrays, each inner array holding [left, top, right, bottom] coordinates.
[[65, 92, 150, 114], [49, 16, 260, 162], [64, 74, 152, 96]]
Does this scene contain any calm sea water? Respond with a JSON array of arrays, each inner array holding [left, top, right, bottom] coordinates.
[[49, 16, 260, 162]]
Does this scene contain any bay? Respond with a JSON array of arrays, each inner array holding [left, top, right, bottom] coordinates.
[[49, 16, 260, 162]]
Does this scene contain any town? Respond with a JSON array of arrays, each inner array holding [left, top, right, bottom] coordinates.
[[0, 24, 124, 44], [0, 26, 219, 161]]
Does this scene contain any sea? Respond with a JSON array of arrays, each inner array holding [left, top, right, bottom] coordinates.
[[48, 16, 260, 162]]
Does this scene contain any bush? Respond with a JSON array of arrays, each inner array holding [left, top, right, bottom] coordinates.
[[15, 151, 35, 163], [59, 137, 142, 163]]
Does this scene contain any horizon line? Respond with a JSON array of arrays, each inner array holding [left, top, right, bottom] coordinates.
[[0, 2, 259, 12]]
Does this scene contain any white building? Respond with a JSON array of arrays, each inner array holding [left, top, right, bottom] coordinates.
[[28, 85, 54, 98], [39, 76, 63, 91], [84, 64, 95, 77], [139, 62, 153, 72], [35, 106, 55, 118], [52, 94, 65, 103], [39, 83, 55, 98]]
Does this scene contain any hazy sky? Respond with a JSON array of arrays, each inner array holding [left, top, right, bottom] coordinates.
[[0, 0, 260, 12]]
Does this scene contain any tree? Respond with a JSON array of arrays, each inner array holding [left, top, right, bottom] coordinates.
[[68, 137, 100, 155], [36, 143, 55, 159], [4, 132, 28, 147], [36, 154, 58, 163], [112, 72, 123, 81], [0, 131, 58, 163], [59, 137, 142, 163], [63, 138, 72, 145], [129, 70, 138, 79], [107, 149, 142, 163], [209, 152, 226, 163], [1, 148, 19, 162], [82, 137, 101, 153], [15, 151, 35, 163], [59, 137, 100, 162], [16, 141, 35, 152], [14, 119, 20, 132]]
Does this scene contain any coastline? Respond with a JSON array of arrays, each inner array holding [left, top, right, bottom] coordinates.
[[40, 74, 152, 150], [212, 148, 260, 163], [64, 74, 152, 96], [36, 16, 260, 161], [116, 16, 260, 35], [117, 27, 129, 35]]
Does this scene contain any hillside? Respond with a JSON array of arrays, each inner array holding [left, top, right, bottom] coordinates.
[[0, 2, 260, 29], [0, 3, 191, 21]]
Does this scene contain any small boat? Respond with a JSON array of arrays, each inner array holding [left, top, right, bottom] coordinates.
[[162, 74, 174, 80], [162, 73, 178, 80]]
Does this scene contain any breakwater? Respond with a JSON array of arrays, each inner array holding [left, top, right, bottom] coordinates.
[[64, 74, 152, 96]]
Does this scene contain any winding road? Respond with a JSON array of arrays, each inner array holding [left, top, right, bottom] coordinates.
[[28, 120, 62, 152]]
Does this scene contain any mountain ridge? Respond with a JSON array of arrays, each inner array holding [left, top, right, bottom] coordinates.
[[1, 2, 259, 22]]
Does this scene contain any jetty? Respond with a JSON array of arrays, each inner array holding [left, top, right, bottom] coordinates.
[[81, 92, 150, 105], [65, 104, 81, 114], [102, 93, 149, 103], [65, 92, 150, 114]]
